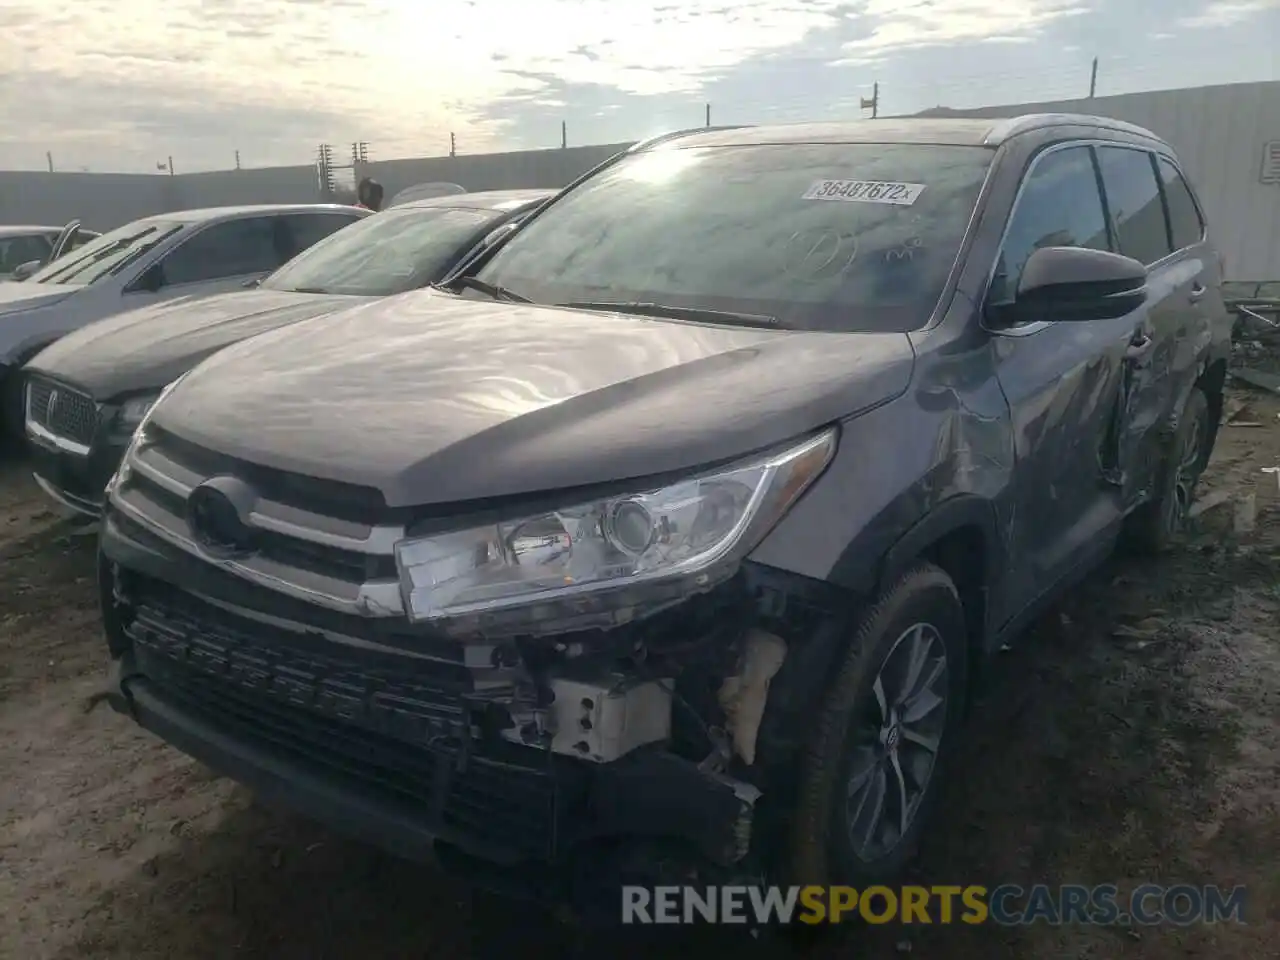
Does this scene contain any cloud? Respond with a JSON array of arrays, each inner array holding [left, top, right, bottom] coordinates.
[[0, 0, 857, 170], [833, 0, 1094, 64], [1177, 0, 1280, 27]]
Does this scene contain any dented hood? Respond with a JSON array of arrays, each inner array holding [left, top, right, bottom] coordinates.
[[0, 280, 79, 316], [26, 288, 371, 399], [156, 290, 916, 507]]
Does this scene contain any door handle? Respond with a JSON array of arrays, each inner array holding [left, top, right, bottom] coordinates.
[[1125, 333, 1155, 362], [1189, 282, 1207, 303]]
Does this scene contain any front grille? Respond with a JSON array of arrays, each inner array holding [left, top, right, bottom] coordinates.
[[110, 424, 408, 618], [125, 579, 563, 858], [26, 377, 98, 446]]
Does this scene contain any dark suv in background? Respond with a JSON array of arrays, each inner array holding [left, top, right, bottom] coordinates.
[[95, 115, 1229, 913]]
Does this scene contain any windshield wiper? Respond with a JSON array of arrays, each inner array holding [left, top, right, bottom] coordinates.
[[437, 276, 531, 303], [291, 286, 331, 294], [557, 301, 784, 329]]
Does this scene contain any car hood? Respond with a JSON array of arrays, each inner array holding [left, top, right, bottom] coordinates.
[[157, 291, 917, 508], [0, 281, 78, 316], [26, 288, 371, 398]]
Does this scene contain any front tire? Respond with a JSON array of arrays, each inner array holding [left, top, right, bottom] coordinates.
[[788, 563, 968, 887]]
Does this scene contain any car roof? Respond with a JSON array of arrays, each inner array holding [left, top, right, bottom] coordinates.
[[399, 188, 556, 213], [649, 114, 1165, 150], [143, 203, 368, 225], [0, 225, 63, 236]]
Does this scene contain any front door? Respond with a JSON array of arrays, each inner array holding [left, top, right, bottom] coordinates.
[[986, 143, 1149, 617]]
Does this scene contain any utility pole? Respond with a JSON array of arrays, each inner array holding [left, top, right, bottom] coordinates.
[[1089, 57, 1098, 98], [561, 120, 567, 149], [450, 132, 456, 157], [705, 103, 711, 127], [860, 81, 879, 119], [45, 151, 53, 173], [234, 150, 241, 170], [168, 155, 175, 176]]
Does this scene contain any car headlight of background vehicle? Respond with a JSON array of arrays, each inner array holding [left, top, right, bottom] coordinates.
[[106, 378, 186, 495], [395, 428, 837, 623], [114, 393, 160, 433]]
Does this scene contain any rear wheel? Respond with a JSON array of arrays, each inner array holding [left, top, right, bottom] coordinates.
[[788, 563, 968, 888], [1124, 386, 1212, 554]]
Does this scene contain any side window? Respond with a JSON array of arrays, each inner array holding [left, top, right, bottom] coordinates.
[[991, 145, 1109, 306], [1096, 147, 1171, 265], [160, 217, 288, 286], [283, 213, 361, 260], [0, 234, 52, 272], [1156, 157, 1205, 251]]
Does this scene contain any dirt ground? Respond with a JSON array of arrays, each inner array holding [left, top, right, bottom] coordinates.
[[2, 383, 1279, 959]]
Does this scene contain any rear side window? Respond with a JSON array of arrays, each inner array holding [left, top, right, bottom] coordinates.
[[284, 213, 361, 257], [1156, 157, 1205, 251], [991, 145, 1109, 305], [1096, 147, 1171, 265], [0, 234, 52, 273], [161, 216, 289, 286]]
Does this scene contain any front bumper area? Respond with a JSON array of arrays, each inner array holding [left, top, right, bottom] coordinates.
[[27, 415, 128, 519], [98, 508, 760, 898]]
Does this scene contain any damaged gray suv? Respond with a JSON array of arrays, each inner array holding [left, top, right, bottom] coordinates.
[[96, 116, 1230, 913]]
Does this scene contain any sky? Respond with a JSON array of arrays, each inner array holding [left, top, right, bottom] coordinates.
[[0, 0, 1277, 173]]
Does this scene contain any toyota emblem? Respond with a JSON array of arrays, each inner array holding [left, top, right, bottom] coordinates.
[[185, 476, 259, 558]]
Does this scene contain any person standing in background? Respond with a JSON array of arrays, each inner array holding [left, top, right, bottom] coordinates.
[[355, 177, 384, 212]]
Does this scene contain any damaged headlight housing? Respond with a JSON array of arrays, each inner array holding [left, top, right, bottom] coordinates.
[[395, 428, 837, 623]]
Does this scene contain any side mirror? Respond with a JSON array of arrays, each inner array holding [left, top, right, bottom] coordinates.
[[11, 260, 41, 282], [134, 263, 165, 293], [242, 277, 262, 289], [995, 246, 1148, 325]]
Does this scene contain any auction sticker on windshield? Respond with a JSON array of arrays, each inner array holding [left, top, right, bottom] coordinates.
[[802, 180, 926, 205]]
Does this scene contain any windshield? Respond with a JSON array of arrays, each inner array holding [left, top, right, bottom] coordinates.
[[31, 219, 183, 286], [475, 143, 993, 332], [261, 206, 503, 296]]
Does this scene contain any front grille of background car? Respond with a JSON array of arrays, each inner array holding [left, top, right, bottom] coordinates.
[[26, 377, 98, 446], [123, 576, 564, 859]]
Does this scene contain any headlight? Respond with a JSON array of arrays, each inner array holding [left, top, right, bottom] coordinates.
[[395, 428, 837, 623], [115, 394, 160, 432]]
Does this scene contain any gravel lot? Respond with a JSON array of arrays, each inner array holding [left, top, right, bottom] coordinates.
[[1, 385, 1278, 959]]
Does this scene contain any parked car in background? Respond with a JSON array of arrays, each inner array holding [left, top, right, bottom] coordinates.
[[386, 182, 467, 207], [0, 203, 367, 441], [0, 221, 100, 281], [23, 189, 553, 514], [95, 116, 1229, 916]]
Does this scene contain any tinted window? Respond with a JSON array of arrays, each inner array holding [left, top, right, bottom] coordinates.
[[1156, 157, 1204, 251], [161, 217, 288, 286], [262, 206, 499, 296], [990, 146, 1109, 305], [1096, 147, 1170, 265], [475, 143, 994, 333], [31, 220, 183, 286], [284, 213, 362, 257], [0, 234, 51, 273]]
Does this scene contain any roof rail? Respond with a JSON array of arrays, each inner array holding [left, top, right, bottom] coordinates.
[[983, 113, 1162, 145], [627, 124, 751, 153]]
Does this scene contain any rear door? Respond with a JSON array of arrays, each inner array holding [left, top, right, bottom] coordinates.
[[1093, 146, 1205, 508], [986, 143, 1145, 610]]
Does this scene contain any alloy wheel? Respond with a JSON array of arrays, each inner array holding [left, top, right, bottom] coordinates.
[[844, 622, 949, 861]]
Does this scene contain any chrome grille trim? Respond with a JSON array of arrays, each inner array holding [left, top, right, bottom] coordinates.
[[111, 430, 409, 619], [25, 377, 98, 454]]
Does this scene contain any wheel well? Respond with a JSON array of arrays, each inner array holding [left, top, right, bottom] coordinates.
[[1198, 358, 1227, 424], [916, 525, 988, 687]]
